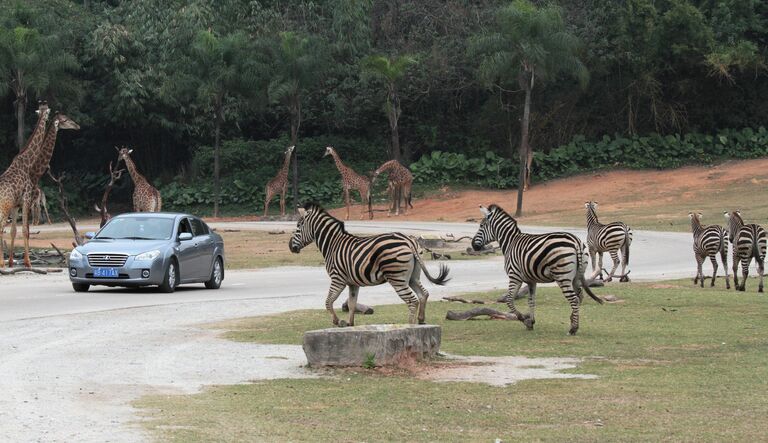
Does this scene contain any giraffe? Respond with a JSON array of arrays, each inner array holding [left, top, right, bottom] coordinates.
[[324, 146, 373, 220], [6, 112, 80, 266], [0, 101, 50, 267], [372, 159, 413, 216], [116, 147, 162, 212], [264, 145, 294, 217]]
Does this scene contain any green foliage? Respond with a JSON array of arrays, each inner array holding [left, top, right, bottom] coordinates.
[[410, 151, 518, 189], [362, 352, 375, 369]]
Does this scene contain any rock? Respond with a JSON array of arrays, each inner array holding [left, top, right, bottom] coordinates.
[[302, 324, 441, 367]]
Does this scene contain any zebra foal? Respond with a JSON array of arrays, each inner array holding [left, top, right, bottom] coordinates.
[[585, 201, 632, 282], [689, 212, 729, 288], [724, 211, 766, 292], [289, 203, 450, 326], [472, 204, 602, 335]]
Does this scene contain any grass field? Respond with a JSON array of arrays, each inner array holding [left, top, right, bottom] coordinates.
[[136, 279, 768, 441]]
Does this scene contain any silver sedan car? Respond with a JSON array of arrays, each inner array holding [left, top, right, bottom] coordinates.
[[68, 213, 225, 293]]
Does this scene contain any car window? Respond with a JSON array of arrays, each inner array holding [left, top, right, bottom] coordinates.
[[96, 217, 174, 240], [190, 218, 208, 237], [178, 218, 193, 235]]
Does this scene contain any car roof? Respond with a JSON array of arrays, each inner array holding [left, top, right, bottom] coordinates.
[[113, 212, 194, 220]]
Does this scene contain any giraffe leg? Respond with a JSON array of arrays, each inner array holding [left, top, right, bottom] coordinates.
[[21, 199, 31, 268], [281, 185, 288, 216], [344, 189, 351, 220], [709, 255, 718, 287], [263, 187, 273, 217], [325, 279, 346, 326], [346, 285, 360, 327], [7, 208, 18, 267], [0, 207, 9, 268], [386, 273, 420, 324], [555, 277, 582, 335]]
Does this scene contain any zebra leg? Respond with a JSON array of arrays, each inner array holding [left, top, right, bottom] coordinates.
[[721, 245, 730, 289], [346, 285, 360, 326], [709, 255, 718, 287], [757, 256, 764, 293], [607, 250, 620, 281], [503, 279, 527, 327], [588, 249, 599, 280], [555, 278, 582, 335], [386, 275, 420, 324], [524, 282, 537, 330], [325, 279, 346, 326], [732, 250, 740, 290], [739, 257, 750, 292], [693, 253, 703, 286], [408, 264, 430, 324], [598, 253, 607, 281]]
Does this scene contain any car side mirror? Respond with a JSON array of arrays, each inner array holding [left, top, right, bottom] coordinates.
[[178, 232, 193, 241], [85, 232, 95, 239]]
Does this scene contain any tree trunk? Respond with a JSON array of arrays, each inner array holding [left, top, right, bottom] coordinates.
[[515, 77, 532, 217], [15, 93, 25, 151], [213, 103, 223, 218], [387, 85, 401, 162], [290, 95, 301, 215]]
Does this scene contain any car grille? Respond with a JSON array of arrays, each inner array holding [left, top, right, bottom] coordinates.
[[87, 253, 129, 267]]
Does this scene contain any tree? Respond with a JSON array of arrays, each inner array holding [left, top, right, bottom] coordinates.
[[471, 0, 588, 216], [361, 54, 417, 162], [0, 25, 79, 150], [182, 30, 261, 217], [263, 31, 327, 214]]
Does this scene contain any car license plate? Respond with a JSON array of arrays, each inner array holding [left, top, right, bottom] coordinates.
[[93, 268, 119, 278]]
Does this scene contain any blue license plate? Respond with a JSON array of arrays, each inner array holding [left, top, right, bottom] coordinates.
[[93, 268, 119, 278]]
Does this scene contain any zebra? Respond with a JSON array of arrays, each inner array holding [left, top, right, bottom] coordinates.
[[689, 212, 729, 289], [289, 202, 450, 326], [472, 204, 603, 335], [724, 210, 766, 292], [584, 201, 632, 282]]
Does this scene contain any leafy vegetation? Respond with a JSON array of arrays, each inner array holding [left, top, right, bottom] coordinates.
[[137, 280, 768, 441]]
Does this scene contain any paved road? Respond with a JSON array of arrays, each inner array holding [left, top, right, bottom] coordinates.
[[1, 220, 703, 441]]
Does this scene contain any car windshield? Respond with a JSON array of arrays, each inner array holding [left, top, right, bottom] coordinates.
[[96, 217, 174, 240]]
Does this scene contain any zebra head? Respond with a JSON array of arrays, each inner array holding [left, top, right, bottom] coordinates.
[[472, 205, 496, 251], [290, 204, 318, 253]]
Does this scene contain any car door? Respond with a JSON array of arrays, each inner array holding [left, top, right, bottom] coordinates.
[[191, 217, 214, 280], [176, 218, 198, 282]]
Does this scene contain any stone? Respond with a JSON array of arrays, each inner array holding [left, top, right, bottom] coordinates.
[[302, 324, 441, 367]]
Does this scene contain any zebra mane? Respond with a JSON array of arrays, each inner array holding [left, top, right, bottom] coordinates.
[[303, 202, 347, 233], [488, 204, 511, 218]]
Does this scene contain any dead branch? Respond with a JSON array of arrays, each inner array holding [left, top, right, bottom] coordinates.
[[47, 170, 84, 246], [462, 246, 500, 256], [97, 161, 125, 228], [341, 301, 375, 315], [0, 267, 63, 275], [446, 307, 518, 321], [49, 242, 66, 262], [496, 277, 605, 302], [440, 233, 472, 243], [431, 251, 451, 260], [442, 296, 487, 304], [267, 230, 285, 235]]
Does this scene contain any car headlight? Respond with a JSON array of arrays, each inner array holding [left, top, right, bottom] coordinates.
[[135, 250, 161, 261], [69, 249, 83, 261]]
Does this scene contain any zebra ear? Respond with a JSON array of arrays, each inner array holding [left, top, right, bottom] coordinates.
[[724, 211, 730, 219], [688, 212, 693, 218], [298, 208, 306, 217], [479, 206, 490, 217]]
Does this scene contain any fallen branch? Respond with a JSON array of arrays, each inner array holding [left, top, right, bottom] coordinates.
[[446, 307, 518, 321], [442, 296, 487, 304], [440, 233, 472, 243], [431, 251, 451, 260], [341, 301, 375, 315], [267, 230, 285, 235], [496, 277, 605, 302], [0, 267, 63, 275], [462, 246, 500, 256], [49, 242, 66, 262]]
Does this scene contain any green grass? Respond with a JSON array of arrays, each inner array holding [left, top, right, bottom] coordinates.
[[136, 279, 768, 441]]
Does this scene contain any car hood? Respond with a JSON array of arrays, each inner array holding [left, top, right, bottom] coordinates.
[[76, 239, 173, 256]]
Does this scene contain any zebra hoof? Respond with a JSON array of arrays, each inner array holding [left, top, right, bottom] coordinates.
[[523, 318, 535, 330], [759, 288, 764, 293], [338, 320, 348, 327], [568, 328, 578, 336]]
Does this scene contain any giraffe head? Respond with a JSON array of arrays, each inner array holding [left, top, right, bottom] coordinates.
[[116, 146, 134, 163], [51, 112, 80, 131], [285, 145, 295, 155], [35, 100, 50, 118], [323, 146, 336, 158]]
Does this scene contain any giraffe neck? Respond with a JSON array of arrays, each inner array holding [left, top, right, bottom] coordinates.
[[29, 120, 60, 182], [19, 109, 50, 154], [124, 156, 148, 186], [10, 109, 50, 174], [280, 151, 293, 175], [375, 160, 397, 175], [330, 151, 348, 173]]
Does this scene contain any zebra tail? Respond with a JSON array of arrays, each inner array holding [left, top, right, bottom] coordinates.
[[623, 226, 631, 266], [415, 252, 450, 285], [577, 246, 604, 305]]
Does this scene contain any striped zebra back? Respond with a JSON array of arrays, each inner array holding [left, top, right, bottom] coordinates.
[[725, 211, 767, 260], [690, 212, 726, 256], [585, 201, 630, 253], [475, 204, 586, 282]]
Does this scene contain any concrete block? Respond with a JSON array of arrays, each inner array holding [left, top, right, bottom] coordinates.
[[302, 324, 441, 367]]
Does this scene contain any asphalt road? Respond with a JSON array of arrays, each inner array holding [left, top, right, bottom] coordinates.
[[0, 220, 704, 441]]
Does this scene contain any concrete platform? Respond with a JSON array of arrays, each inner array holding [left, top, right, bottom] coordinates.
[[302, 324, 441, 367]]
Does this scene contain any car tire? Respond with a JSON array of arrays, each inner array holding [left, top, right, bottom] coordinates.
[[158, 259, 178, 293], [205, 257, 224, 289], [72, 283, 90, 292]]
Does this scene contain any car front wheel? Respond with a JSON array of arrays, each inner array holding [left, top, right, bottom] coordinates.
[[205, 257, 223, 289], [72, 283, 90, 292], [158, 259, 178, 293]]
